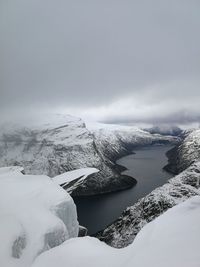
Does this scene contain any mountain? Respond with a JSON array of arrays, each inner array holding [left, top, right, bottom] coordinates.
[[0, 114, 179, 196], [144, 125, 182, 136], [164, 129, 200, 174], [96, 128, 200, 247]]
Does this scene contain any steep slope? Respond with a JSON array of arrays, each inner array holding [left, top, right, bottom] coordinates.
[[32, 196, 200, 267], [165, 129, 200, 174], [0, 115, 131, 196], [96, 128, 200, 247], [87, 122, 179, 171], [96, 162, 200, 247], [0, 114, 178, 196], [0, 115, 100, 177]]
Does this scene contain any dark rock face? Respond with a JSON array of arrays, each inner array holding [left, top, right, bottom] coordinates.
[[163, 145, 182, 174], [164, 129, 200, 174], [78, 226, 88, 237], [95, 129, 200, 247], [95, 163, 200, 248], [70, 173, 137, 197]]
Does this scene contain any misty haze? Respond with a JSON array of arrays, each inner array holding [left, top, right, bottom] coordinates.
[[0, 1, 200, 267]]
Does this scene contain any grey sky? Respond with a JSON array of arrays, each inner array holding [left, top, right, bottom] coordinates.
[[0, 0, 200, 124]]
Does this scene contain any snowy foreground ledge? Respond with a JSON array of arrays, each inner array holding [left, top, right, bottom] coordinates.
[[1, 166, 200, 267], [0, 167, 79, 267], [33, 196, 200, 267]]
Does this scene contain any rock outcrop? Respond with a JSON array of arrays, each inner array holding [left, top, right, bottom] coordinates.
[[164, 129, 200, 174], [96, 162, 200, 247]]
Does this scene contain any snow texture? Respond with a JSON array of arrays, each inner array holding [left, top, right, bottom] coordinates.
[[97, 129, 200, 248], [0, 114, 179, 195], [53, 168, 99, 186], [0, 167, 78, 267], [97, 162, 200, 247], [32, 196, 200, 267]]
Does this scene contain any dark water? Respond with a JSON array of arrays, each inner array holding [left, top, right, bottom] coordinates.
[[74, 145, 173, 235]]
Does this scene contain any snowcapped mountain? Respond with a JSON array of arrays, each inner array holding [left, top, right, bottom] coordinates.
[[0, 114, 179, 196], [96, 128, 200, 248], [0, 114, 97, 177], [88, 122, 175, 162], [0, 120, 198, 266]]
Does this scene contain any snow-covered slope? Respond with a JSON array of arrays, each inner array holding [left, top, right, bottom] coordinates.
[[0, 114, 179, 196], [0, 115, 98, 177], [88, 122, 179, 167], [96, 128, 200, 248], [0, 167, 78, 267], [96, 162, 200, 248], [165, 129, 200, 174], [53, 167, 99, 194], [32, 196, 200, 267], [1, 165, 199, 267]]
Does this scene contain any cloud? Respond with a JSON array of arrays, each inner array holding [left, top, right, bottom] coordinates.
[[0, 0, 200, 125]]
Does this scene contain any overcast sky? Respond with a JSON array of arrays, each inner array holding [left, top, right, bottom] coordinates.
[[0, 0, 200, 125]]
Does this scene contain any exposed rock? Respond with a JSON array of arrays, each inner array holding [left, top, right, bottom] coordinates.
[[164, 129, 200, 174], [96, 162, 200, 248], [78, 226, 88, 237], [12, 232, 26, 259]]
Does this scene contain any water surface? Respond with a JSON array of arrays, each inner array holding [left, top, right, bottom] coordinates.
[[74, 145, 173, 234]]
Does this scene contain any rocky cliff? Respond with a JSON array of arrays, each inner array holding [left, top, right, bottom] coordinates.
[[96, 162, 200, 247], [164, 129, 200, 174], [96, 129, 200, 247], [0, 114, 178, 196]]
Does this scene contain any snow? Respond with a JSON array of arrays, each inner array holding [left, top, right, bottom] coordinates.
[[0, 167, 79, 267], [1, 165, 200, 267], [0, 114, 83, 133], [128, 196, 200, 267], [32, 196, 200, 267], [0, 114, 104, 179], [89, 121, 179, 150], [0, 166, 24, 175], [86, 121, 140, 131], [0, 114, 179, 195], [98, 161, 200, 248], [53, 168, 99, 186]]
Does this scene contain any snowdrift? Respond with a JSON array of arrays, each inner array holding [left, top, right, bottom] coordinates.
[[33, 196, 200, 267], [0, 167, 79, 267]]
